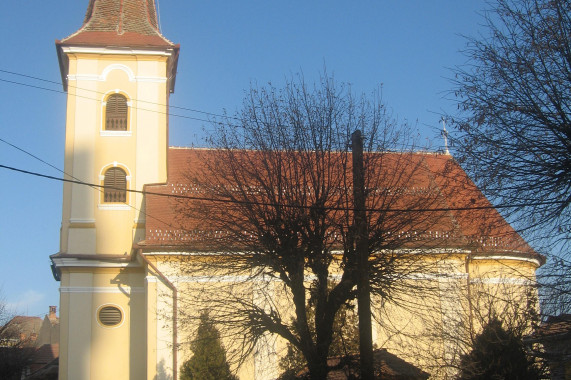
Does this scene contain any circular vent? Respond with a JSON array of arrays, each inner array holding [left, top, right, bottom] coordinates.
[[98, 306, 123, 326]]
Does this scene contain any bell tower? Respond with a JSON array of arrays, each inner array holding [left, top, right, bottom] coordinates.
[[51, 1, 179, 379]]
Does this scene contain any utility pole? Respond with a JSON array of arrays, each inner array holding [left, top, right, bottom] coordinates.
[[351, 130, 374, 379]]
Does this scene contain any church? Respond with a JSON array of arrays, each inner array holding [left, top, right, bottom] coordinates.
[[49, 1, 544, 379]]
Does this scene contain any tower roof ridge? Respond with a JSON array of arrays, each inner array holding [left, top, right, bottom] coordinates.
[[60, 0, 175, 48]]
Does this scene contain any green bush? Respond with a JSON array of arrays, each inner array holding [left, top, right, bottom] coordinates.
[[180, 312, 238, 380], [458, 318, 542, 380]]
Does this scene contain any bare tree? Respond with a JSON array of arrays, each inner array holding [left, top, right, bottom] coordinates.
[[169, 75, 452, 379], [447, 0, 571, 316], [0, 297, 36, 380], [392, 270, 544, 379]]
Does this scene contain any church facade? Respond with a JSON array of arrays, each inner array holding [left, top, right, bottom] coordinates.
[[50, 1, 544, 379]]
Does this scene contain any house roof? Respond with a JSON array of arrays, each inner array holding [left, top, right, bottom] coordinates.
[[58, 0, 174, 48], [4, 316, 42, 338], [25, 356, 59, 380], [297, 348, 430, 379], [140, 147, 540, 260], [31, 344, 59, 367], [532, 314, 571, 340]]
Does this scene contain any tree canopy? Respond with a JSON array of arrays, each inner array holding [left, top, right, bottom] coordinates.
[[0, 297, 36, 380], [448, 0, 571, 315], [175, 75, 448, 379]]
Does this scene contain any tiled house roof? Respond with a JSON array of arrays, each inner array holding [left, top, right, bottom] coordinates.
[[531, 314, 571, 340], [28, 344, 59, 375], [297, 349, 430, 379], [140, 147, 540, 259], [59, 0, 174, 48], [2, 316, 42, 345]]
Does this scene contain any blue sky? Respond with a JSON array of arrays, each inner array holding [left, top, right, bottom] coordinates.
[[0, 1, 487, 317]]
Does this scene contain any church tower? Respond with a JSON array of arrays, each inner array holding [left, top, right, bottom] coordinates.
[[51, 1, 179, 378]]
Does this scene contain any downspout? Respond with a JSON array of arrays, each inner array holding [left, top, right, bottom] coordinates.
[[465, 252, 474, 341], [137, 249, 178, 380]]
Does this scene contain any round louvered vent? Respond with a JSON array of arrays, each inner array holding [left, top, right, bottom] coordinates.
[[98, 306, 122, 326]]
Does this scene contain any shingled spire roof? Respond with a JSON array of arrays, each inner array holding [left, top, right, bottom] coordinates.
[[59, 0, 175, 48], [56, 0, 179, 92]]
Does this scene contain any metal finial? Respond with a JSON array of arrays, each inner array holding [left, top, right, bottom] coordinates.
[[441, 119, 450, 155]]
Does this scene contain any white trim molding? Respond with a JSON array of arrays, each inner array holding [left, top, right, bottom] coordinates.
[[101, 64, 135, 82], [98, 204, 131, 211], [100, 131, 133, 137], [61, 46, 174, 58], [469, 277, 534, 285], [51, 257, 138, 269], [68, 64, 168, 84], [61, 286, 144, 294], [99, 161, 132, 178], [174, 275, 251, 283], [472, 254, 542, 267], [69, 218, 96, 224], [407, 272, 469, 281]]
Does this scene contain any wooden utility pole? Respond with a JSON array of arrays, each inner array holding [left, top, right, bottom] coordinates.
[[351, 130, 374, 379]]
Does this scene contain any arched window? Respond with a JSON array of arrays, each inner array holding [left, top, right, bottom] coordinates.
[[103, 167, 127, 202], [105, 94, 128, 131]]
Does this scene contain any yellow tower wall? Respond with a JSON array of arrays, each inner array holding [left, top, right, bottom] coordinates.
[[56, 46, 175, 380]]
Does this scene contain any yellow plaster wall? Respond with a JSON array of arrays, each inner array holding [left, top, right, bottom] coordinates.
[[60, 53, 169, 257], [58, 47, 173, 380], [58, 267, 147, 380], [150, 252, 540, 380]]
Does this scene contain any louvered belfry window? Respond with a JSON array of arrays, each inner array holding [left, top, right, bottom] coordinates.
[[105, 94, 128, 131], [104, 167, 127, 202]]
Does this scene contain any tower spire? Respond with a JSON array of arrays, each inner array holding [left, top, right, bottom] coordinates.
[[60, 0, 174, 48], [56, 0, 179, 92]]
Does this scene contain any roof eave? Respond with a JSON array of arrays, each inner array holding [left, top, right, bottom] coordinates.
[[55, 40, 69, 92], [167, 44, 180, 93]]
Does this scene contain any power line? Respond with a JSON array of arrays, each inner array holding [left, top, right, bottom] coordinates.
[[0, 77, 217, 125], [0, 69, 241, 122], [0, 70, 435, 153], [1, 163, 567, 214], [0, 137, 63, 175], [0, 69, 440, 152], [0, 138, 182, 233]]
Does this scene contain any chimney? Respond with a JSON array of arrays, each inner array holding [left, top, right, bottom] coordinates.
[[49, 306, 57, 320]]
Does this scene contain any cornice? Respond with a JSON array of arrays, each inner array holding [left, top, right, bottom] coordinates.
[[60, 45, 175, 57], [51, 254, 139, 270]]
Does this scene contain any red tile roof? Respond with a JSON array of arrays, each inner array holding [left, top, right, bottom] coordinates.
[[31, 344, 59, 367], [27, 344, 59, 379], [534, 314, 571, 339], [297, 349, 430, 379], [4, 316, 42, 342], [59, 0, 174, 48], [140, 148, 539, 259]]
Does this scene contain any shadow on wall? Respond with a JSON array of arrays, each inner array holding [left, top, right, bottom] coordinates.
[[154, 358, 173, 380]]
